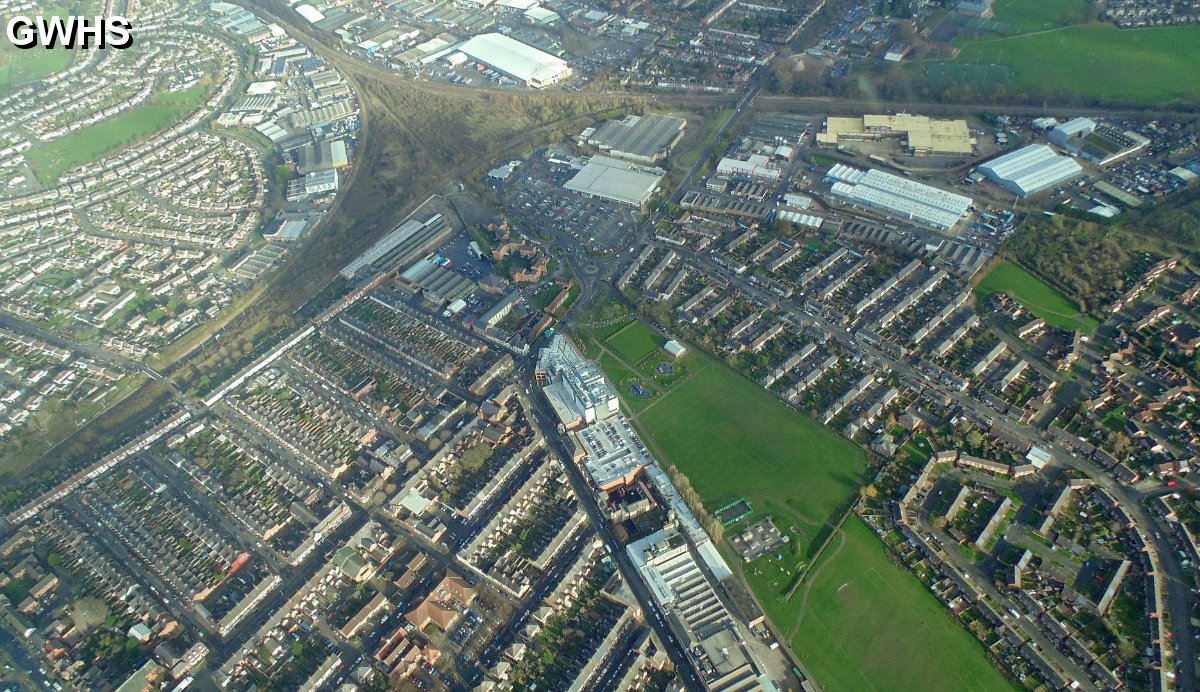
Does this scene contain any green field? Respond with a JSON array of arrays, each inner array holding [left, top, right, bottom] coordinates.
[[605, 321, 666, 365], [637, 361, 867, 526], [791, 518, 1016, 692], [976, 260, 1099, 333], [25, 84, 210, 185], [930, 24, 1200, 104], [990, 0, 1088, 35], [585, 318, 1012, 690], [589, 322, 871, 626], [0, 4, 79, 92], [0, 44, 75, 91]]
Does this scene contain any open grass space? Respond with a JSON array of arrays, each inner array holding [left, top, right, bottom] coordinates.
[[636, 360, 868, 524], [586, 320, 867, 620], [0, 44, 74, 91], [931, 24, 1200, 104], [25, 84, 210, 185], [791, 517, 1015, 692], [990, 0, 1088, 35], [585, 318, 1010, 690], [0, 3, 79, 91], [977, 260, 1099, 333], [598, 351, 658, 414]]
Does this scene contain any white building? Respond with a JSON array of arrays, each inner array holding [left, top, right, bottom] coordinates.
[[304, 169, 338, 195], [716, 154, 781, 183], [563, 155, 664, 208], [977, 144, 1083, 197], [826, 164, 973, 231], [1048, 117, 1096, 147], [536, 335, 619, 428], [294, 4, 324, 23], [456, 33, 571, 89]]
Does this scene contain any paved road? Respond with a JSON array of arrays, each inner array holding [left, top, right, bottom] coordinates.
[[916, 514, 1097, 687], [666, 242, 1197, 690], [514, 376, 706, 689]]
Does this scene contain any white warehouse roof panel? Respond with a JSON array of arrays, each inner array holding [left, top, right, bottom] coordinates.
[[826, 165, 972, 230], [563, 155, 664, 207], [978, 144, 1083, 196], [456, 33, 571, 88], [294, 4, 325, 22]]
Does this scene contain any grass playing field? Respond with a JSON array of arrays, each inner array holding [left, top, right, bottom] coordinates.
[[637, 361, 868, 527], [930, 23, 1200, 104], [791, 517, 1016, 692], [976, 260, 1099, 334], [605, 321, 666, 365], [583, 318, 1012, 690], [25, 84, 210, 185]]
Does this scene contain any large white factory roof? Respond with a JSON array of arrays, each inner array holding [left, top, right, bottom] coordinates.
[[294, 3, 324, 22], [563, 155, 664, 207], [978, 144, 1083, 196], [456, 33, 570, 88], [826, 164, 973, 230]]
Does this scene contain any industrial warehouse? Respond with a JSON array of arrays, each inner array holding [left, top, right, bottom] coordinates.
[[826, 164, 974, 231], [816, 114, 976, 156], [454, 33, 571, 89], [977, 144, 1084, 197], [563, 155, 666, 208], [339, 213, 453, 279], [1047, 117, 1151, 167], [582, 114, 688, 164]]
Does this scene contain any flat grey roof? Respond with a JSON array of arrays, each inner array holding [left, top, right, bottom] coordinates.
[[563, 155, 664, 206], [589, 114, 686, 159]]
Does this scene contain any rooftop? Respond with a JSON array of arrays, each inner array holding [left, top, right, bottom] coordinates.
[[456, 33, 570, 87], [563, 155, 665, 207], [587, 114, 687, 161]]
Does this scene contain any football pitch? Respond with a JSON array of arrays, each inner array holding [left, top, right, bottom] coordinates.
[[990, 0, 1087, 35], [791, 517, 1016, 692], [976, 260, 1099, 334], [637, 360, 868, 527], [605, 321, 667, 364]]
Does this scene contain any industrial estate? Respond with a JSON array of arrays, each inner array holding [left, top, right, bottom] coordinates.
[[0, 0, 1199, 690]]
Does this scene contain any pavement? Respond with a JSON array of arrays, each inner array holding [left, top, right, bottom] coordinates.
[[661, 241, 1197, 691]]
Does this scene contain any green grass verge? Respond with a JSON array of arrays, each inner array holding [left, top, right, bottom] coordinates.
[[931, 24, 1200, 104], [792, 517, 1016, 692], [976, 260, 1099, 333], [676, 108, 732, 170], [25, 84, 210, 185]]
